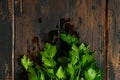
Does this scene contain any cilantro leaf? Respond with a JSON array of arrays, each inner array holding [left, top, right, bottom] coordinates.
[[27, 67, 38, 80], [42, 56, 56, 67], [61, 33, 79, 45], [69, 44, 79, 65], [40, 43, 57, 67], [84, 68, 96, 80], [56, 66, 66, 79], [21, 55, 33, 71], [36, 66, 45, 80], [66, 63, 74, 76], [41, 43, 57, 58]]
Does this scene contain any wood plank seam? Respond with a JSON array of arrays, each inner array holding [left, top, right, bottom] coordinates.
[[104, 0, 108, 80], [12, 0, 15, 80]]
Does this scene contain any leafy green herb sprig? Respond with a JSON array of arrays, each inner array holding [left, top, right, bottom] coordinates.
[[21, 33, 103, 80]]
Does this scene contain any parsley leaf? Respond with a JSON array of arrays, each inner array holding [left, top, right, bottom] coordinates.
[[84, 68, 96, 80], [40, 43, 57, 67], [21, 55, 33, 71], [61, 33, 79, 45], [56, 66, 66, 79]]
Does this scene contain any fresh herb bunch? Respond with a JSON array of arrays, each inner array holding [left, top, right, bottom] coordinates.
[[21, 33, 103, 80]]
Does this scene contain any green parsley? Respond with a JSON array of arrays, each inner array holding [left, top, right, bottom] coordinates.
[[21, 33, 103, 80]]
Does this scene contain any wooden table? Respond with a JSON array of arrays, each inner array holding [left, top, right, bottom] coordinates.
[[0, 0, 120, 80]]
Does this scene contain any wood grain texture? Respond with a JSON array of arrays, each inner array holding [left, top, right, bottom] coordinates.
[[71, 0, 106, 79], [0, 0, 12, 80], [14, 0, 106, 80], [107, 0, 120, 80]]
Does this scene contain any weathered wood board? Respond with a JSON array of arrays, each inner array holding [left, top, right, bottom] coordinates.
[[0, 0, 120, 80], [107, 0, 120, 80], [0, 0, 12, 80]]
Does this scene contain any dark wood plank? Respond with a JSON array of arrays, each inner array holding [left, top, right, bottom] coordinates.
[[14, 0, 106, 79], [0, 0, 12, 80], [107, 0, 120, 80], [71, 0, 106, 79]]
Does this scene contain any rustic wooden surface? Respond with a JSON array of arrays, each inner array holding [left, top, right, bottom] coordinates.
[[14, 0, 106, 80], [0, 0, 12, 80], [107, 0, 120, 80], [0, 0, 120, 80]]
